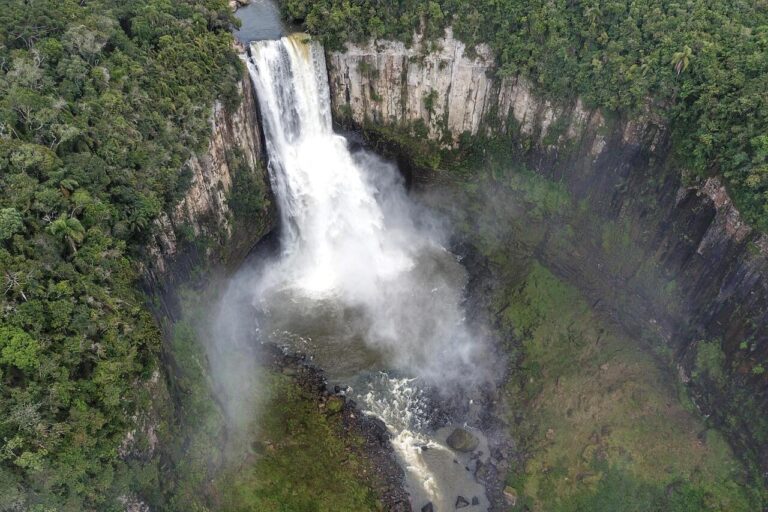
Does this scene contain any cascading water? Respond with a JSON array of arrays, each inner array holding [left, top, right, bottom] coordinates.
[[235, 33, 492, 510]]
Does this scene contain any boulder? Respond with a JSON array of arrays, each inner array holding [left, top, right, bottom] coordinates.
[[325, 395, 344, 414], [446, 428, 480, 452], [421, 503, 434, 512], [455, 495, 470, 508], [503, 486, 518, 507], [228, 0, 245, 10]]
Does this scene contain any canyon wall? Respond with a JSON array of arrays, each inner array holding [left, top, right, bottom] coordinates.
[[327, 28, 588, 144], [327, 31, 768, 476], [119, 69, 273, 509], [142, 67, 274, 306]]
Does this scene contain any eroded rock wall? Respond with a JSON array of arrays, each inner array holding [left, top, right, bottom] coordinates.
[[143, 67, 273, 299], [328, 28, 589, 144], [122, 68, 273, 506]]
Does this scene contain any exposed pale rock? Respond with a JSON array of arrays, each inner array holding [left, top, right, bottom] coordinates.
[[697, 177, 753, 244], [228, 0, 249, 11], [328, 28, 600, 146], [118, 495, 151, 512], [503, 486, 518, 506]]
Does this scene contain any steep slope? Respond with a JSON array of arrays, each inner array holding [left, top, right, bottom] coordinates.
[[327, 30, 768, 481], [143, 68, 273, 305]]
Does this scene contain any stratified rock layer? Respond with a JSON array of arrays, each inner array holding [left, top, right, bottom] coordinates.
[[144, 67, 274, 299]]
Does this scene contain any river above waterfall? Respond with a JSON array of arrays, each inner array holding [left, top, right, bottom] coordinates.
[[233, 0, 287, 42]]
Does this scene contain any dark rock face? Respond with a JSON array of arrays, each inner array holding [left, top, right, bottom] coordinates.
[[527, 119, 768, 478], [455, 495, 470, 508]]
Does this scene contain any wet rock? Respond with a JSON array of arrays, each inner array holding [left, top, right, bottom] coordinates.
[[455, 495, 470, 508], [421, 503, 434, 512], [446, 428, 480, 452], [474, 458, 496, 486]]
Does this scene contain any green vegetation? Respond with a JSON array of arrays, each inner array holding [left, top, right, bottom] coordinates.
[[423, 88, 439, 117], [227, 148, 268, 224], [0, 0, 242, 508], [285, 0, 768, 230], [159, 286, 381, 512], [693, 340, 727, 387], [492, 262, 762, 511], [159, 297, 224, 511], [216, 374, 381, 512], [358, 119, 445, 170]]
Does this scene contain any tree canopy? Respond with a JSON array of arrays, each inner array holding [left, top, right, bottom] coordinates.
[[0, 0, 240, 508]]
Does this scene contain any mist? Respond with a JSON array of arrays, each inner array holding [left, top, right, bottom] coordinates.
[[203, 34, 496, 432]]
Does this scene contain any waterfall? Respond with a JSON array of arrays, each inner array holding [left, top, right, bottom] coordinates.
[[247, 35, 413, 300], [242, 34, 491, 510], [246, 34, 484, 380]]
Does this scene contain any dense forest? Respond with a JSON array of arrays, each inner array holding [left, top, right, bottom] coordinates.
[[1, 0, 766, 509], [283, 0, 768, 231], [0, 0, 240, 509]]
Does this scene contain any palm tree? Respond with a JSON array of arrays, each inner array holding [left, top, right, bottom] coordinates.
[[47, 214, 85, 255], [671, 46, 693, 75], [585, 6, 602, 27]]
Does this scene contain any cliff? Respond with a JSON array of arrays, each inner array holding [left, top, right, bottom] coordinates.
[[118, 69, 273, 509], [328, 28, 589, 145], [142, 67, 274, 305], [327, 30, 768, 477]]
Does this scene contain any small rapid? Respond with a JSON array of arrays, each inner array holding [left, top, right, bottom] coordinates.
[[236, 33, 491, 510]]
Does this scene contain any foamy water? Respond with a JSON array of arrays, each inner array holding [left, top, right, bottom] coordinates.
[[233, 33, 490, 510]]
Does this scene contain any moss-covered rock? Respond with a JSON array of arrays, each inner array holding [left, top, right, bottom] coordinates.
[[446, 428, 480, 453]]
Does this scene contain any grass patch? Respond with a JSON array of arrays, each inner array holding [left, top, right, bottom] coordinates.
[[693, 340, 727, 387], [493, 263, 763, 511], [215, 373, 381, 512]]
